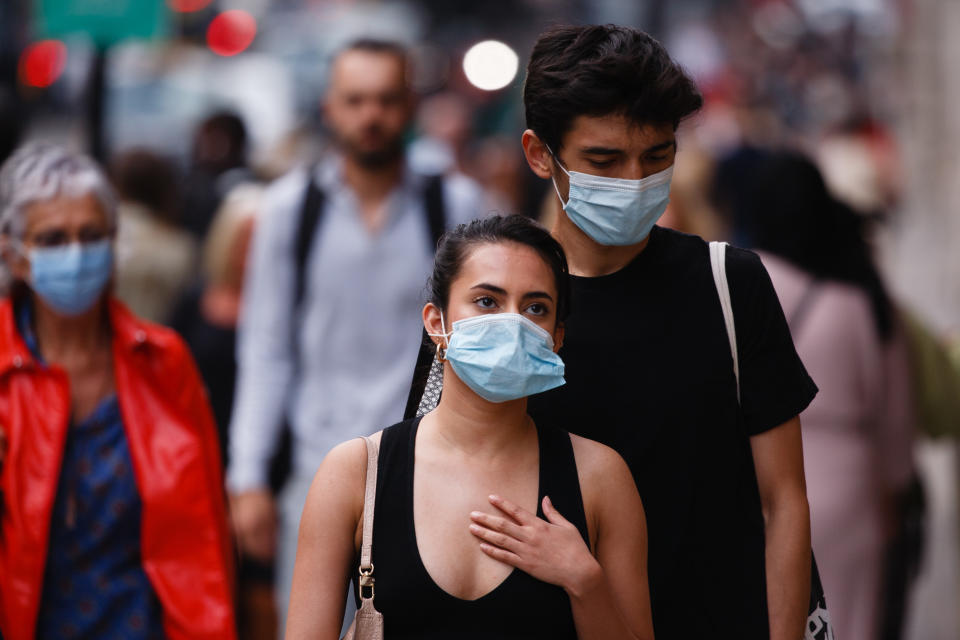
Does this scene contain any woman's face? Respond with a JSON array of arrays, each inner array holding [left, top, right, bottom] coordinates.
[[8, 193, 112, 281], [425, 241, 563, 350]]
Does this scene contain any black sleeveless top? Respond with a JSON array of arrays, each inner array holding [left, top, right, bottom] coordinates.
[[353, 416, 590, 639]]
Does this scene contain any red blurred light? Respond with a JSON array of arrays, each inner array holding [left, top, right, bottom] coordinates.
[[19, 40, 67, 88], [167, 0, 213, 11], [206, 10, 257, 57]]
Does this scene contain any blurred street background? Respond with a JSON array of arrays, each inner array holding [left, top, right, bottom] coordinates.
[[2, 0, 959, 638]]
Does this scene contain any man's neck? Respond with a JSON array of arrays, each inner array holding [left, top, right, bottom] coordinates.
[[340, 154, 405, 233], [552, 213, 650, 277]]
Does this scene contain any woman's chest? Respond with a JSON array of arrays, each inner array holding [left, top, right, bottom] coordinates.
[[412, 463, 539, 601]]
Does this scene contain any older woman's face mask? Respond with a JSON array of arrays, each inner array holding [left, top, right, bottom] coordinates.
[[21, 239, 113, 315], [11, 194, 115, 316]]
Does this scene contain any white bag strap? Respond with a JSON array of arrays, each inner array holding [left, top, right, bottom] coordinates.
[[358, 435, 379, 599], [709, 241, 740, 403]]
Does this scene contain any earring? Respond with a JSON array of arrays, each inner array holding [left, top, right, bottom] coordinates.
[[436, 342, 446, 362]]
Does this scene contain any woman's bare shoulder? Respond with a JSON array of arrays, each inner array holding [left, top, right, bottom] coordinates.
[[306, 431, 384, 512], [569, 434, 632, 481]]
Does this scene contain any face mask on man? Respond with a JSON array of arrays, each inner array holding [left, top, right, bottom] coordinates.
[[548, 147, 673, 246], [17, 239, 113, 316], [429, 310, 566, 403]]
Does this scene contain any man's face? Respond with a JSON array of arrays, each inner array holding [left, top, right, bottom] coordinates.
[[523, 113, 676, 203], [324, 50, 412, 167]]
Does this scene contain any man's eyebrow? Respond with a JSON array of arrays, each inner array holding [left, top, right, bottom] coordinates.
[[579, 146, 622, 156], [645, 140, 676, 153]]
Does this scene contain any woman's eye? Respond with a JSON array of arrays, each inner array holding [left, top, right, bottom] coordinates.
[[475, 296, 496, 309], [526, 302, 548, 316], [646, 155, 668, 162]]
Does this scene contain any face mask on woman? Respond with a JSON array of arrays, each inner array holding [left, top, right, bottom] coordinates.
[[430, 311, 566, 403], [549, 147, 673, 246], [18, 240, 114, 315]]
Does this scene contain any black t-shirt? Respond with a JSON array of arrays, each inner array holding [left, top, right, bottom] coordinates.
[[527, 226, 817, 640]]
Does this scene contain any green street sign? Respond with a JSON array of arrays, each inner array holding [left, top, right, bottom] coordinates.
[[35, 0, 169, 46]]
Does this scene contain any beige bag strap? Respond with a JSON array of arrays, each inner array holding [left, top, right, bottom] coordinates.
[[358, 435, 379, 599]]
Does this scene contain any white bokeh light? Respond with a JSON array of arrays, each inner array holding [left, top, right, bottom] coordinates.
[[462, 40, 519, 91]]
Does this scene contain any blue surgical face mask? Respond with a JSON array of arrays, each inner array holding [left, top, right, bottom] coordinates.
[[430, 311, 566, 403], [22, 240, 113, 316], [550, 149, 673, 246]]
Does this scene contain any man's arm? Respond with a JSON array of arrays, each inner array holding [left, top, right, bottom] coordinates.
[[227, 173, 304, 559], [750, 415, 811, 640]]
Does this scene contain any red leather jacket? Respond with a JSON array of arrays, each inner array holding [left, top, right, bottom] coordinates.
[[0, 298, 237, 639]]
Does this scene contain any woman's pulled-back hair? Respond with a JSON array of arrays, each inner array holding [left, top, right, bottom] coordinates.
[[429, 215, 570, 322], [524, 24, 703, 153]]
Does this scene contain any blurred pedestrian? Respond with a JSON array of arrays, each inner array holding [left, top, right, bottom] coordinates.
[[169, 183, 271, 639], [182, 111, 254, 240], [0, 144, 235, 639], [723, 150, 916, 640], [110, 148, 198, 324], [171, 183, 261, 463], [226, 38, 487, 635], [518, 25, 816, 640]]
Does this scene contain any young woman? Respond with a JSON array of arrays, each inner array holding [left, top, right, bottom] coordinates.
[[286, 215, 653, 639]]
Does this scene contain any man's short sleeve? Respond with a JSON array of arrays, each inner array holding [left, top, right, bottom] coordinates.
[[727, 247, 818, 435]]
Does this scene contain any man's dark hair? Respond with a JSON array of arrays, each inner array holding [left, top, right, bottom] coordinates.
[[337, 37, 408, 66], [524, 24, 703, 152]]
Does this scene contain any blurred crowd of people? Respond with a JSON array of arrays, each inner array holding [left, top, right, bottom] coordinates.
[[1, 2, 959, 640]]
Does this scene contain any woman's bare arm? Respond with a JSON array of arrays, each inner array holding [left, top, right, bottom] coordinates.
[[284, 436, 370, 640], [570, 437, 654, 640]]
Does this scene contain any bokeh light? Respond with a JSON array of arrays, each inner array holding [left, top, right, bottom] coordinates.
[[167, 0, 214, 12], [19, 40, 68, 88], [462, 40, 519, 91], [206, 10, 257, 57]]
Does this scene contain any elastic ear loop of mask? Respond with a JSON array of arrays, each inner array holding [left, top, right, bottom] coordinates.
[[426, 308, 452, 358], [544, 143, 571, 209]]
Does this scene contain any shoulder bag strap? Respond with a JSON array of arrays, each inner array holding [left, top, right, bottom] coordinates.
[[709, 241, 740, 403], [423, 174, 446, 250], [358, 435, 380, 598]]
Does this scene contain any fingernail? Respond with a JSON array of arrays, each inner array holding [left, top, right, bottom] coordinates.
[[489, 494, 499, 501], [469, 524, 479, 532], [470, 511, 481, 518]]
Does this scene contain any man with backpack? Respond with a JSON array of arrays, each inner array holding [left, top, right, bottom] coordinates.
[[226, 38, 486, 631]]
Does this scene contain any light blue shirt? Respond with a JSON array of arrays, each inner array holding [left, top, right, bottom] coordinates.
[[227, 156, 489, 491]]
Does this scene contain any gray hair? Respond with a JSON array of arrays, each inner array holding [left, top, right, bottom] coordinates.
[[0, 143, 117, 241]]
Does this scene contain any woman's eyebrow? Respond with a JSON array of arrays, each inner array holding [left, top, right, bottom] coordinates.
[[470, 283, 507, 295], [522, 291, 554, 301]]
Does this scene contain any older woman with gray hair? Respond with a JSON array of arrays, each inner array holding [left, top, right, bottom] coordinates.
[[0, 144, 236, 640]]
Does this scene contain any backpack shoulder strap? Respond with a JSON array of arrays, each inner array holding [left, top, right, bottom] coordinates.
[[423, 174, 446, 250], [709, 241, 740, 403], [293, 165, 325, 309]]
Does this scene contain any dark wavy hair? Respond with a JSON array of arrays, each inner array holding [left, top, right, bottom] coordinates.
[[429, 215, 570, 323], [717, 149, 894, 341], [523, 24, 703, 152]]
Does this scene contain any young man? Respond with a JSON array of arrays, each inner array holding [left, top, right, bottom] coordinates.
[[226, 39, 486, 632], [521, 25, 818, 640]]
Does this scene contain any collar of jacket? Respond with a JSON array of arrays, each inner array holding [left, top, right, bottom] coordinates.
[[0, 296, 158, 374]]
